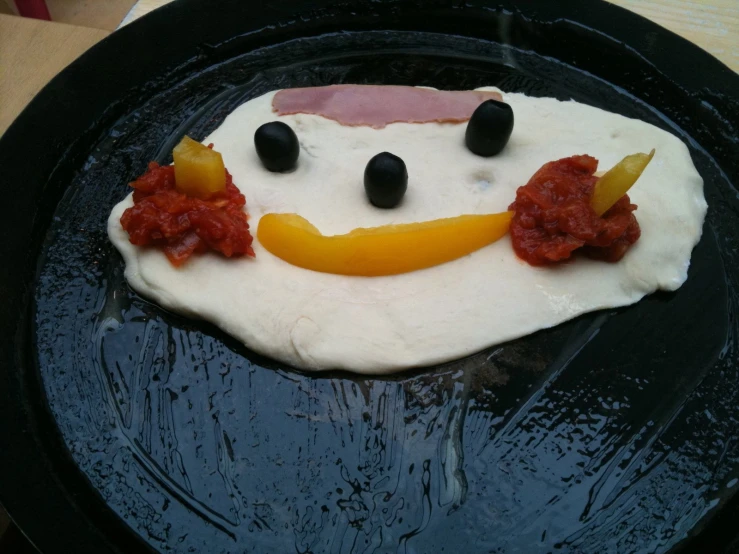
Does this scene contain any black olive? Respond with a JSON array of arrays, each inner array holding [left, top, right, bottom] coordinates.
[[465, 99, 514, 157], [364, 152, 408, 209], [254, 121, 299, 172]]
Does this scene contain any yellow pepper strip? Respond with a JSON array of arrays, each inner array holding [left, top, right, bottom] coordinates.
[[591, 149, 655, 216], [257, 211, 513, 276]]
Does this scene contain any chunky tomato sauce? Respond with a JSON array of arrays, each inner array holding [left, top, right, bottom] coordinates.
[[120, 162, 254, 266], [508, 155, 640, 265]]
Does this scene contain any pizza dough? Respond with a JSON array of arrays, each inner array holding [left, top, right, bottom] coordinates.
[[108, 88, 707, 373]]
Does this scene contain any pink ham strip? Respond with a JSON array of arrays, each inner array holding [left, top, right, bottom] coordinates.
[[272, 85, 503, 129]]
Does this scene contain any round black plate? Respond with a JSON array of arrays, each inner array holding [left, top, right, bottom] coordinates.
[[1, 1, 738, 553]]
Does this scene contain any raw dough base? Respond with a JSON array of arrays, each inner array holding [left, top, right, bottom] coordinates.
[[108, 89, 707, 373]]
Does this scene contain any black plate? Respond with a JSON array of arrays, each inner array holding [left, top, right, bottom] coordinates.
[[1, 1, 738, 553]]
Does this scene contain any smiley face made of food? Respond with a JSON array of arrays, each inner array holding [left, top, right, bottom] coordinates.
[[108, 85, 707, 373]]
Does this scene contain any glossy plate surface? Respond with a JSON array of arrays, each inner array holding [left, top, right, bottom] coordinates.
[[0, 1, 738, 553]]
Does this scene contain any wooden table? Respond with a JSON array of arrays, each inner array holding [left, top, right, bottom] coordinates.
[[0, 14, 108, 134]]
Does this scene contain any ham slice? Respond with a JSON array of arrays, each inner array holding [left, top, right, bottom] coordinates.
[[272, 85, 503, 129]]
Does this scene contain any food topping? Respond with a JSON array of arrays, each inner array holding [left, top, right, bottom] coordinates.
[[254, 121, 300, 172], [364, 152, 408, 209], [591, 149, 655, 216], [508, 154, 649, 265], [172, 135, 226, 199], [465, 99, 514, 157], [272, 85, 503, 128], [120, 157, 254, 266], [257, 211, 512, 276]]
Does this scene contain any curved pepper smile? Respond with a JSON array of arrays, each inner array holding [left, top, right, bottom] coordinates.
[[257, 212, 514, 276]]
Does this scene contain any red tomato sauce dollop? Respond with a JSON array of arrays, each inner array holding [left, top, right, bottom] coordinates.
[[120, 162, 254, 266], [508, 155, 640, 266]]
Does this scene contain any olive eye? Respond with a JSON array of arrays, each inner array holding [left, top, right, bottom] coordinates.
[[465, 99, 514, 157], [254, 121, 300, 172]]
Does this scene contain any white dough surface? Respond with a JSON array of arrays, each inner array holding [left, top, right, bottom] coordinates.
[[108, 88, 707, 373]]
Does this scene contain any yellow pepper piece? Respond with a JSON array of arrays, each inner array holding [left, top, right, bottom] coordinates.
[[257, 212, 513, 276], [591, 149, 655, 216], [172, 135, 226, 199]]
